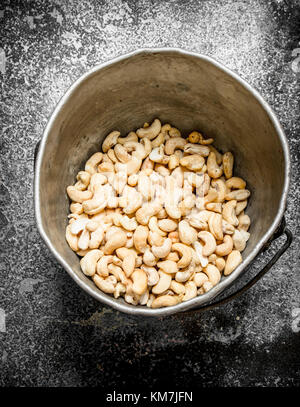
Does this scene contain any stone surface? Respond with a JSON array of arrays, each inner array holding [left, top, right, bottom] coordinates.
[[0, 0, 299, 387]]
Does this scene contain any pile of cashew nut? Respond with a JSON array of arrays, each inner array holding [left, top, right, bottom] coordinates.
[[66, 119, 251, 308]]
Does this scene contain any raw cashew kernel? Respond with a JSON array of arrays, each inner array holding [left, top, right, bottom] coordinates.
[[224, 250, 242, 276], [183, 281, 197, 301], [170, 280, 186, 295], [164, 137, 187, 155], [215, 235, 233, 256], [158, 218, 178, 232], [152, 271, 172, 295], [131, 269, 148, 295], [222, 200, 239, 226], [184, 143, 210, 156], [223, 152, 234, 179], [172, 243, 192, 268], [204, 264, 221, 286], [180, 154, 205, 171], [178, 220, 198, 245], [102, 131, 121, 153], [225, 189, 251, 201], [226, 176, 246, 190], [80, 249, 103, 276], [65, 225, 78, 251], [197, 231, 216, 256], [194, 272, 209, 287], [103, 230, 127, 254], [85, 152, 103, 174], [136, 119, 161, 140], [67, 186, 93, 204], [151, 295, 181, 308], [133, 225, 149, 253], [96, 255, 114, 277], [143, 248, 157, 267], [207, 152, 223, 178], [114, 144, 131, 163], [75, 171, 91, 190], [157, 260, 178, 274], [93, 274, 115, 294], [235, 200, 248, 216], [151, 238, 172, 258], [208, 212, 224, 241], [141, 265, 159, 286], [238, 214, 251, 231], [117, 132, 138, 145]]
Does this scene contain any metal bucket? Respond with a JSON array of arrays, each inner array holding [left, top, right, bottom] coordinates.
[[34, 48, 292, 317]]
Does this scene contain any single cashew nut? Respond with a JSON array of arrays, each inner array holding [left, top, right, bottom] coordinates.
[[133, 225, 149, 253], [192, 241, 208, 268], [93, 274, 115, 294], [80, 249, 103, 276], [194, 272, 209, 287], [151, 238, 172, 258], [75, 171, 91, 191], [114, 282, 126, 298], [131, 269, 148, 295], [117, 132, 138, 145], [119, 215, 138, 231], [226, 176, 246, 190], [151, 132, 165, 148], [157, 260, 178, 274], [183, 281, 197, 301], [208, 212, 224, 241], [223, 152, 234, 179], [207, 152, 223, 178], [215, 235, 233, 256], [143, 247, 157, 267], [204, 264, 221, 286], [164, 137, 187, 155], [141, 265, 159, 286], [222, 200, 239, 226], [158, 218, 178, 232], [96, 255, 114, 277], [148, 216, 167, 237], [224, 250, 243, 276], [151, 295, 181, 308], [232, 229, 250, 252], [114, 144, 131, 163], [175, 268, 193, 283], [103, 230, 127, 254], [225, 189, 251, 201], [183, 143, 210, 156], [238, 214, 251, 231], [67, 186, 93, 204], [198, 231, 216, 256], [135, 202, 162, 225], [65, 225, 78, 251], [152, 271, 172, 294], [180, 154, 205, 171], [115, 247, 137, 277], [211, 178, 227, 202], [85, 152, 103, 174], [172, 242, 192, 268], [102, 131, 121, 153], [136, 119, 161, 140], [235, 200, 248, 216], [178, 220, 198, 245]]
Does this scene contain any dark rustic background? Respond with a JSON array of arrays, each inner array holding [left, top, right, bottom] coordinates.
[[0, 0, 300, 387]]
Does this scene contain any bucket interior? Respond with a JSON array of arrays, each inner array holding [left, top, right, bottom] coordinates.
[[36, 51, 286, 309]]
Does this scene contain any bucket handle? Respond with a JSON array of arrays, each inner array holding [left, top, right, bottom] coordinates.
[[182, 217, 293, 314]]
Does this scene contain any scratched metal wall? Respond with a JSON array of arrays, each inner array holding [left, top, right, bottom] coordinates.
[[0, 0, 299, 387]]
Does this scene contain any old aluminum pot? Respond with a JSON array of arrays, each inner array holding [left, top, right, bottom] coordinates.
[[34, 48, 293, 317]]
